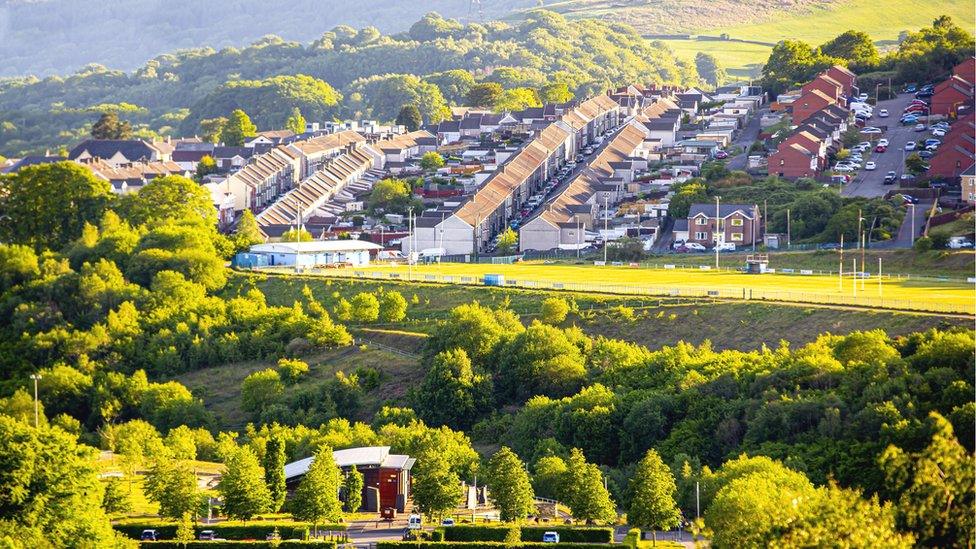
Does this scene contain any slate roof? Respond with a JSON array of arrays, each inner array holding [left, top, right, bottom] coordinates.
[[68, 140, 160, 162], [688, 203, 756, 219]]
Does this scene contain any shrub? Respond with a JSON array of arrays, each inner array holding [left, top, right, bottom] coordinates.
[[913, 236, 933, 252], [539, 297, 570, 325], [350, 292, 380, 323], [277, 358, 310, 383], [114, 521, 344, 541], [440, 526, 614, 543], [929, 232, 949, 249]]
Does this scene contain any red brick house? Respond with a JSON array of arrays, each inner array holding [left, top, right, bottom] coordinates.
[[802, 75, 844, 103], [928, 114, 975, 179], [930, 75, 974, 117], [953, 57, 975, 85], [769, 143, 819, 179], [686, 203, 762, 247], [792, 90, 837, 125], [962, 164, 975, 205], [783, 131, 827, 169], [824, 65, 858, 96]]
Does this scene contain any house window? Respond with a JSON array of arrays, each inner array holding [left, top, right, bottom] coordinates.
[[731, 233, 743, 241], [696, 217, 708, 226], [694, 231, 708, 240], [731, 218, 744, 227]]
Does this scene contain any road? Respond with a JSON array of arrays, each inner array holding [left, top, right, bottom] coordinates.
[[842, 92, 925, 198], [873, 199, 933, 249], [727, 106, 766, 171]]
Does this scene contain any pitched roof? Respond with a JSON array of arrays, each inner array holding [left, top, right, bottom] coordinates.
[[688, 203, 756, 219], [68, 139, 160, 162], [372, 130, 435, 153]]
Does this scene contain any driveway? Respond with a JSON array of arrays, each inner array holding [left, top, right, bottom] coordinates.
[[842, 92, 928, 198]]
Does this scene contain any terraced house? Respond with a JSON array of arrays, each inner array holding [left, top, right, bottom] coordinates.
[[221, 146, 301, 212]]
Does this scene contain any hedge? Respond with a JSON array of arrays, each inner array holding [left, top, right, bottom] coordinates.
[[114, 522, 345, 540], [441, 526, 614, 544], [141, 542, 337, 549], [378, 542, 616, 549]]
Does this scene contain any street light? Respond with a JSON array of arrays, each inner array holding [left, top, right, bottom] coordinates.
[[29, 374, 41, 428], [909, 203, 916, 244]]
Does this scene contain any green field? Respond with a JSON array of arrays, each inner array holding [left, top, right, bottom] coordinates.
[[257, 261, 973, 315], [654, 0, 974, 77]]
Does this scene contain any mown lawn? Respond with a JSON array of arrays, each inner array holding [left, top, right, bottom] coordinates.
[[258, 261, 972, 314]]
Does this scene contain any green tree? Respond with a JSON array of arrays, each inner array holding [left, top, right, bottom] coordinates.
[[420, 151, 445, 172], [905, 152, 927, 175], [379, 290, 408, 322], [199, 117, 227, 144], [496, 227, 518, 255], [285, 107, 306, 135], [241, 369, 284, 420], [496, 322, 587, 401], [91, 111, 132, 139], [412, 450, 462, 520], [119, 174, 218, 228], [426, 70, 476, 104], [102, 477, 132, 515], [0, 418, 117, 546], [667, 181, 707, 219], [564, 448, 615, 524], [292, 446, 343, 535], [532, 455, 569, 500], [367, 178, 419, 216], [494, 87, 542, 111], [628, 449, 680, 545], [880, 412, 974, 547], [819, 30, 879, 67], [165, 425, 198, 461], [281, 227, 314, 242], [277, 358, 310, 383], [396, 104, 423, 132], [196, 155, 217, 177], [145, 455, 199, 520], [350, 292, 380, 323], [0, 161, 112, 250], [264, 433, 287, 513], [218, 444, 272, 523], [695, 52, 727, 88], [175, 512, 195, 547], [539, 297, 569, 325], [485, 447, 535, 522], [222, 109, 257, 146], [415, 348, 493, 430], [466, 83, 504, 108], [343, 465, 364, 513], [538, 82, 574, 104], [233, 209, 265, 251]]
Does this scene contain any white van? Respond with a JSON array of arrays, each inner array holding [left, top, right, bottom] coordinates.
[[407, 514, 422, 530]]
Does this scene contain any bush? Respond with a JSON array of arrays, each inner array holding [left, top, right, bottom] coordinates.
[[277, 358, 310, 383], [378, 543, 614, 549], [913, 236, 933, 252], [539, 297, 570, 325], [140, 542, 337, 548], [115, 522, 344, 540], [350, 292, 380, 323], [929, 232, 949, 249], [440, 526, 614, 543]]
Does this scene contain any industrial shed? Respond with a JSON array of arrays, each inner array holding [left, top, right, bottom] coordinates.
[[244, 240, 383, 267], [284, 446, 415, 512]]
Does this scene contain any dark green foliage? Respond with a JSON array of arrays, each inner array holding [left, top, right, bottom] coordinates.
[[343, 465, 364, 513], [140, 543, 334, 549], [396, 105, 423, 132], [264, 433, 288, 513], [378, 542, 615, 549], [441, 526, 613, 543], [91, 111, 133, 139], [113, 522, 342, 540], [414, 348, 493, 430]]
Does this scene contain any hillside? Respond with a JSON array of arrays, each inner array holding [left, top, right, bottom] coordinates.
[[0, 10, 696, 156]]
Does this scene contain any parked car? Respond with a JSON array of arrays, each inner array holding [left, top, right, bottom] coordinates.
[[901, 174, 916, 182], [932, 129, 947, 138], [904, 142, 917, 151], [833, 164, 856, 172], [715, 242, 736, 252], [199, 531, 217, 541], [672, 240, 686, 250], [684, 242, 707, 252], [875, 144, 887, 153], [948, 237, 974, 249], [900, 194, 917, 205], [865, 161, 877, 170], [918, 150, 934, 159], [883, 171, 897, 185], [914, 124, 926, 132], [860, 127, 882, 135], [714, 150, 729, 159], [542, 532, 560, 543], [140, 531, 158, 542], [901, 116, 919, 125], [878, 109, 889, 117], [857, 93, 869, 102], [442, 518, 456, 527], [408, 515, 422, 530], [925, 143, 939, 151]]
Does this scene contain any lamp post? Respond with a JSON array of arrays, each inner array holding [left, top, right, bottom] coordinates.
[[603, 194, 609, 264], [714, 195, 720, 270], [29, 374, 41, 428], [909, 203, 916, 245]]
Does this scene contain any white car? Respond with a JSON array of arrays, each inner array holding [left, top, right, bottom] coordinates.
[[683, 242, 707, 252], [932, 129, 946, 137], [715, 242, 736, 252], [948, 237, 974, 249], [878, 109, 889, 117], [857, 93, 869, 102], [833, 164, 856, 172], [904, 142, 917, 151], [864, 161, 877, 170], [857, 141, 872, 149], [861, 127, 883, 135], [878, 138, 889, 147]]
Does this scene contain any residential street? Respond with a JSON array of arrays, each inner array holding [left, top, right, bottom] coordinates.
[[842, 91, 921, 198], [874, 199, 932, 248], [726, 106, 766, 171]]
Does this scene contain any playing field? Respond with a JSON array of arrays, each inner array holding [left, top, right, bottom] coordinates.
[[265, 261, 974, 315]]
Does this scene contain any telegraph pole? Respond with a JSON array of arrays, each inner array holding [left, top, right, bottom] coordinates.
[[603, 195, 609, 264], [30, 374, 41, 428], [714, 195, 720, 269]]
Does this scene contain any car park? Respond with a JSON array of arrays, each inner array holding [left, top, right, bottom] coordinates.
[[878, 109, 889, 117], [864, 161, 877, 170]]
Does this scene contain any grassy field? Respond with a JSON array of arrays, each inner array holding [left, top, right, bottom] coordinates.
[[256, 261, 972, 314], [649, 0, 974, 77]]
